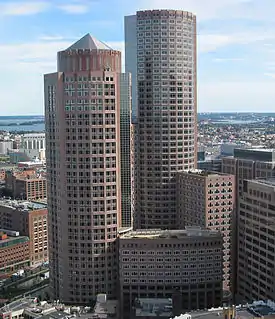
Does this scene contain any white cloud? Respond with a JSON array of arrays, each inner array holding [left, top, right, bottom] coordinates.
[[58, 4, 89, 14], [213, 58, 244, 63], [39, 35, 65, 41], [264, 73, 275, 79], [0, 38, 125, 115], [136, 0, 245, 21], [198, 81, 275, 112], [0, 1, 49, 15], [198, 29, 275, 54], [0, 40, 70, 115], [0, 41, 71, 64], [0, 1, 94, 16]]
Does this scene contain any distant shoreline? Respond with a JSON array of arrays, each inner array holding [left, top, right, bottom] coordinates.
[[0, 120, 44, 126]]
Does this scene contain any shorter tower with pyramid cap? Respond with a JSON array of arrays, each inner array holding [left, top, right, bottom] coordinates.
[[58, 33, 121, 73], [44, 33, 125, 304], [66, 33, 113, 51]]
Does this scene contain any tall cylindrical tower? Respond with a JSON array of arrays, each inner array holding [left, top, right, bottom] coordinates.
[[133, 10, 197, 229]]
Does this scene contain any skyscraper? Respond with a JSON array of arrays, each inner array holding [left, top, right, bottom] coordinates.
[[125, 10, 197, 229], [119, 73, 132, 227], [125, 15, 137, 123], [44, 34, 122, 303]]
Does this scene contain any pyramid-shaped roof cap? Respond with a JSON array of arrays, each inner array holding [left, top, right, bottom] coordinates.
[[66, 33, 113, 51]]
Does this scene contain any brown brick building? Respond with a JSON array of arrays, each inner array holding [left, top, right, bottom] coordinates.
[[176, 170, 235, 294], [5, 169, 47, 200], [0, 231, 30, 278], [0, 200, 48, 266]]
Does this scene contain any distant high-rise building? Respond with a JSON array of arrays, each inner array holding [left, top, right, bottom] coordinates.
[[125, 9, 197, 230], [119, 73, 132, 227], [124, 15, 137, 123], [45, 34, 122, 303], [176, 170, 235, 294]]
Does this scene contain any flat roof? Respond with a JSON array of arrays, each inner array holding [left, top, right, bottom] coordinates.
[[0, 297, 34, 313], [180, 169, 227, 177], [0, 235, 29, 248], [135, 298, 173, 317], [18, 161, 44, 165], [0, 199, 47, 210], [250, 178, 275, 187], [94, 299, 117, 316], [0, 163, 16, 169], [248, 148, 275, 152], [173, 300, 275, 319], [120, 227, 221, 240]]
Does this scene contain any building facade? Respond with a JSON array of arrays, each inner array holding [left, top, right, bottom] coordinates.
[[176, 170, 235, 293], [0, 232, 30, 278], [0, 140, 13, 155], [45, 34, 122, 303], [5, 169, 47, 200], [20, 133, 46, 161], [119, 227, 223, 318], [222, 148, 275, 196], [21, 133, 45, 150], [120, 73, 132, 227], [197, 159, 222, 172], [127, 9, 197, 230], [0, 200, 48, 266], [238, 178, 275, 302]]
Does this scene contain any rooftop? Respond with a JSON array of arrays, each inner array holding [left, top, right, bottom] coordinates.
[[66, 33, 113, 51], [0, 235, 29, 249], [250, 178, 275, 187], [0, 296, 117, 319], [172, 300, 275, 319], [0, 297, 34, 313], [94, 296, 117, 318], [181, 169, 226, 177], [18, 161, 44, 166], [0, 199, 47, 211], [248, 148, 275, 152], [14, 172, 46, 181], [22, 133, 45, 137], [120, 227, 221, 240], [135, 298, 173, 317]]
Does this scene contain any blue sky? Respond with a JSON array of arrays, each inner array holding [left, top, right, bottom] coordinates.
[[0, 0, 275, 115]]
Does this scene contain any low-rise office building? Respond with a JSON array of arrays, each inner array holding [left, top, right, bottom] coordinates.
[[118, 227, 223, 318], [0, 199, 48, 266], [0, 230, 30, 278], [5, 169, 47, 200]]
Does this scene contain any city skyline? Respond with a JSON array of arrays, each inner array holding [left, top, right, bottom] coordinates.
[[1, 0, 275, 115]]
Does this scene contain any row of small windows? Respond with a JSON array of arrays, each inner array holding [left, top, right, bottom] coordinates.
[[65, 76, 114, 82], [137, 19, 193, 26]]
